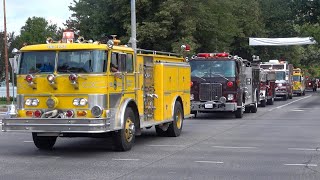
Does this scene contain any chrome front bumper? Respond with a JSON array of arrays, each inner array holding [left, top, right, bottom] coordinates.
[[191, 101, 238, 112], [2, 118, 112, 133]]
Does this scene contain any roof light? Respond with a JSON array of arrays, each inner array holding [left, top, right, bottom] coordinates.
[[216, 52, 229, 57], [25, 74, 34, 83], [197, 53, 211, 58], [69, 74, 78, 82]]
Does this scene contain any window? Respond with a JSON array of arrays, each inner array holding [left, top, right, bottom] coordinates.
[[57, 50, 107, 73], [126, 54, 133, 73], [190, 60, 236, 77], [110, 52, 134, 73], [19, 51, 56, 74]]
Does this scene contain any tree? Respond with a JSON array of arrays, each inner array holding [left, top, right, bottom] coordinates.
[[19, 17, 60, 45]]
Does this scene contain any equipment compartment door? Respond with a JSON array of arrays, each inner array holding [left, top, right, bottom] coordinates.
[[143, 56, 155, 121]]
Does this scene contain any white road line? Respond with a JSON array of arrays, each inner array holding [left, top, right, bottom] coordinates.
[[147, 145, 185, 147], [291, 109, 304, 112], [23, 141, 33, 143], [112, 159, 140, 161], [212, 146, 258, 149], [288, 148, 319, 151], [268, 95, 311, 111], [195, 161, 224, 164], [284, 163, 317, 167]]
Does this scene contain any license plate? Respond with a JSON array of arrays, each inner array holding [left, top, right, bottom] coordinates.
[[205, 104, 213, 109]]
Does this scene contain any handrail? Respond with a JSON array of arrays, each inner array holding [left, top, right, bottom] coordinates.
[[136, 48, 180, 57]]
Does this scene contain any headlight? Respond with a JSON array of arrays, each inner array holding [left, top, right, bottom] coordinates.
[[73, 98, 88, 106], [25, 98, 39, 106], [227, 94, 234, 101], [79, 98, 88, 106], [91, 106, 103, 117], [219, 97, 226, 104], [25, 99, 32, 106], [278, 83, 282, 87]]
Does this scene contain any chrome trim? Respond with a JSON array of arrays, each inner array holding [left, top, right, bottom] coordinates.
[[116, 98, 135, 129], [88, 94, 107, 109], [109, 93, 122, 108], [157, 62, 190, 67], [2, 118, 111, 133], [16, 95, 24, 109], [172, 95, 179, 118]]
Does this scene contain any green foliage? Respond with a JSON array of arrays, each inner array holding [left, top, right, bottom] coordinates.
[[19, 17, 60, 45]]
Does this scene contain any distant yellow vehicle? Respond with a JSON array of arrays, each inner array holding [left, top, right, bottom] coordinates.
[[3, 33, 191, 151], [292, 68, 306, 96]]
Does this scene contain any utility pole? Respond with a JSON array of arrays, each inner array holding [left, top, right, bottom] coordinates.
[[3, 0, 10, 104], [130, 0, 137, 53]]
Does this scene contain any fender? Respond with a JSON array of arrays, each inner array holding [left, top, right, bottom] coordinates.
[[113, 98, 136, 130], [171, 95, 182, 118]]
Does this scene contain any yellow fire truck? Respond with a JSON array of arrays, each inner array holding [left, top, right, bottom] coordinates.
[[292, 68, 306, 96], [3, 33, 191, 151]]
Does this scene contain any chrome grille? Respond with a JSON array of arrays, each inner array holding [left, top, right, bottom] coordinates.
[[199, 83, 222, 101]]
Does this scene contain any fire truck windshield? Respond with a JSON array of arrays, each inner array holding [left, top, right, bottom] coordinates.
[[293, 75, 301, 81], [19, 50, 107, 74], [276, 71, 286, 80], [190, 60, 236, 78], [57, 50, 107, 73], [19, 51, 56, 74]]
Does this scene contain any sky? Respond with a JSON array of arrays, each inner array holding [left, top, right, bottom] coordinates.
[[0, 0, 75, 35]]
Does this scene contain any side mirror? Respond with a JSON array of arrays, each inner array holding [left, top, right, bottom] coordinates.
[[12, 48, 19, 55]]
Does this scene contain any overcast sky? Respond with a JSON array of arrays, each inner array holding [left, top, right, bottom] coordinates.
[[0, 0, 75, 35]]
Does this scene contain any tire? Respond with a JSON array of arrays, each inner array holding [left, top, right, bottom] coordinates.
[[289, 94, 293, 99], [283, 95, 288, 101], [251, 101, 258, 113], [302, 91, 305, 96], [166, 101, 184, 137], [297, 93, 301, 96], [235, 102, 244, 118], [113, 107, 136, 151], [32, 133, 57, 150], [267, 97, 274, 105], [260, 99, 266, 107], [191, 111, 197, 118], [155, 125, 167, 137]]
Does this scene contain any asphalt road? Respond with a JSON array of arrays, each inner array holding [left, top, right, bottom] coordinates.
[[0, 92, 320, 180]]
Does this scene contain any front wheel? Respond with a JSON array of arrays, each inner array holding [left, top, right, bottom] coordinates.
[[166, 102, 184, 137], [251, 101, 258, 113], [267, 97, 274, 105], [32, 133, 57, 150], [235, 102, 244, 118], [113, 107, 136, 151]]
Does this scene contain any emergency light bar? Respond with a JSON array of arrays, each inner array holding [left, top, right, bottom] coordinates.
[[197, 52, 230, 58]]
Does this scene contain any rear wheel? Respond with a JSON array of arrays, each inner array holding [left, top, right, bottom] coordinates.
[[260, 99, 266, 107], [289, 94, 293, 99], [32, 133, 57, 150], [113, 107, 135, 151], [166, 102, 184, 137]]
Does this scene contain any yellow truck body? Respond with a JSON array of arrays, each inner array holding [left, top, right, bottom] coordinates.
[[292, 68, 306, 96], [3, 39, 190, 151]]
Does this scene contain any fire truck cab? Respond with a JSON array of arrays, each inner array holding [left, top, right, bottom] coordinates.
[[259, 68, 276, 106], [3, 34, 191, 151], [260, 60, 293, 101], [292, 68, 306, 96], [189, 53, 259, 118]]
